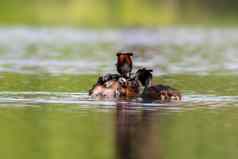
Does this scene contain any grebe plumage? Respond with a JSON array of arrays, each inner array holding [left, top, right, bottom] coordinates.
[[89, 52, 139, 99], [89, 52, 181, 101], [135, 68, 181, 101]]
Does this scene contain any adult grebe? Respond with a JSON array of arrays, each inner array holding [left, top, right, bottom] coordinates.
[[89, 52, 139, 99]]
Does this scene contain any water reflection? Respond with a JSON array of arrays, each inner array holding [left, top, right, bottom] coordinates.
[[1, 100, 238, 159], [116, 103, 161, 159]]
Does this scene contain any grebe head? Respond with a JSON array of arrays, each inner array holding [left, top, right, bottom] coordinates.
[[116, 52, 133, 78], [136, 68, 153, 87]]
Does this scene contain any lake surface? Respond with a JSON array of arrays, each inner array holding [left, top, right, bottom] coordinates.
[[0, 27, 238, 159]]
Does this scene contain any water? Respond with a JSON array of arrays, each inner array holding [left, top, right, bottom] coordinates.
[[1, 27, 238, 74], [0, 27, 238, 159]]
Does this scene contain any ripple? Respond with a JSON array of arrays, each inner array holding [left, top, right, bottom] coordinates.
[[0, 92, 237, 110]]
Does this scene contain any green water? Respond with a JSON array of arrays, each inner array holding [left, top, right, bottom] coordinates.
[[1, 105, 238, 159], [0, 73, 238, 96], [0, 73, 238, 159], [0, 105, 114, 159], [0, 27, 238, 159], [1, 97, 238, 159]]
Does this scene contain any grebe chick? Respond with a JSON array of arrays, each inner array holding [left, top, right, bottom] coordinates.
[[135, 68, 181, 101]]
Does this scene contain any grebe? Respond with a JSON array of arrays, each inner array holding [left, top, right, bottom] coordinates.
[[135, 68, 181, 102], [116, 52, 133, 78], [89, 52, 139, 99], [89, 52, 181, 101]]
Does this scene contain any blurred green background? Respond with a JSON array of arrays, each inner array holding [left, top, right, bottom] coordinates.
[[1, 0, 238, 27]]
